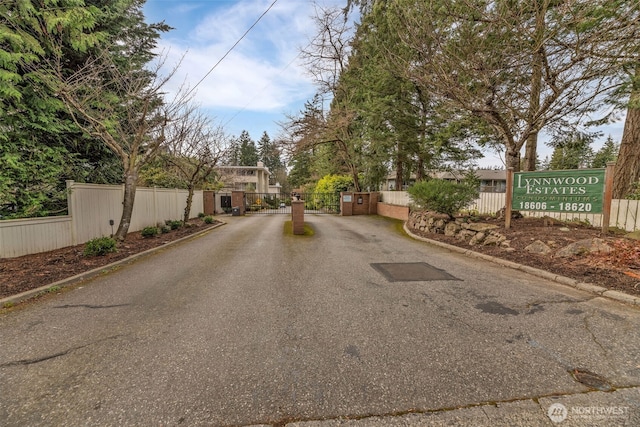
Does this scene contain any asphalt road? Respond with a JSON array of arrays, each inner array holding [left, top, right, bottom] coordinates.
[[1, 214, 639, 426]]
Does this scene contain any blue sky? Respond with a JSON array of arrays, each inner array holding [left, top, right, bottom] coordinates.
[[143, 0, 341, 144], [143, 0, 625, 169]]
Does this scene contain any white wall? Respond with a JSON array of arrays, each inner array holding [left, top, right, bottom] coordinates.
[[381, 190, 640, 232], [1, 181, 204, 258]]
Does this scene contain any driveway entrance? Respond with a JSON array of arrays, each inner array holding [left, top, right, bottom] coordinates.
[[244, 192, 340, 214]]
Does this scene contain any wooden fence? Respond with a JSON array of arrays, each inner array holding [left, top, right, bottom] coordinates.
[[379, 191, 640, 232], [0, 181, 204, 258]]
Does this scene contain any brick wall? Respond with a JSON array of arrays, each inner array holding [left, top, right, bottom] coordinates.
[[377, 202, 409, 221], [291, 200, 305, 235]]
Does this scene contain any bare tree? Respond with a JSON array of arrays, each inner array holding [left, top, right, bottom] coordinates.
[[391, 0, 629, 171], [162, 105, 228, 222], [299, 3, 352, 96], [285, 4, 364, 189], [43, 51, 190, 239]]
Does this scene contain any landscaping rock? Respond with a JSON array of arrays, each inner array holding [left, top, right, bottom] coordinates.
[[463, 222, 499, 232], [483, 232, 505, 246], [444, 222, 462, 236], [469, 232, 486, 246], [556, 238, 613, 258], [456, 230, 476, 241], [525, 240, 553, 255]]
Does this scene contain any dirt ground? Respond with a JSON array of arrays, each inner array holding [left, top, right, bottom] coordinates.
[[2, 215, 640, 302], [0, 218, 221, 300], [409, 216, 640, 296]]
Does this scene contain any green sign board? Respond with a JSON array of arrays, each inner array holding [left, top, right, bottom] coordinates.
[[512, 169, 605, 214]]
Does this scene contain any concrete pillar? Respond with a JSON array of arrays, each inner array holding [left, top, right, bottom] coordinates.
[[291, 200, 305, 235]]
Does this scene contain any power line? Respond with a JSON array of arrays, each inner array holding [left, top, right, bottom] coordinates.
[[185, 0, 279, 100]]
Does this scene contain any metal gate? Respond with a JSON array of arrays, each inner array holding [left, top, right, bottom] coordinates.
[[244, 192, 340, 214]]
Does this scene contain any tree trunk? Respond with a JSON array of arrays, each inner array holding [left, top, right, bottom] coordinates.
[[612, 88, 640, 199], [351, 167, 361, 192], [523, 7, 545, 172], [183, 185, 194, 224], [506, 147, 521, 172], [416, 157, 424, 181], [115, 169, 138, 241], [395, 158, 403, 191], [524, 131, 539, 171]]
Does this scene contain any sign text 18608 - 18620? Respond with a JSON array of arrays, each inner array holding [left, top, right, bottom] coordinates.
[[512, 169, 605, 214]]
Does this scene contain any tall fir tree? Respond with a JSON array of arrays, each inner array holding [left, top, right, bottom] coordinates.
[[238, 130, 259, 166]]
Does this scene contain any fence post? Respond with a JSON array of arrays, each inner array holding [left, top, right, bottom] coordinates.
[[602, 162, 615, 233], [153, 186, 158, 226], [66, 180, 78, 245], [505, 168, 514, 229]]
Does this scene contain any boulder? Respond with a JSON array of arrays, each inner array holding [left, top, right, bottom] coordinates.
[[525, 240, 552, 255], [556, 238, 613, 258], [483, 232, 506, 246], [456, 230, 476, 241], [444, 222, 462, 236], [462, 222, 499, 232], [434, 219, 447, 230], [469, 232, 486, 246]]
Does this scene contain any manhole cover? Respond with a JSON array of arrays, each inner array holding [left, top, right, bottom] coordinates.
[[371, 262, 460, 282]]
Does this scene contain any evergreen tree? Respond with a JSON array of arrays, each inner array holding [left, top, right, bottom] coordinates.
[[257, 131, 284, 184], [0, 0, 170, 219], [0, 0, 106, 218], [237, 130, 259, 166], [548, 132, 595, 170], [222, 136, 240, 166], [288, 151, 314, 189], [592, 135, 619, 168]]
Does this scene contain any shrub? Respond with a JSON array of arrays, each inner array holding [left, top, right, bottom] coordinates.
[[160, 225, 171, 233], [407, 174, 479, 217], [203, 215, 215, 224], [198, 212, 205, 218], [84, 237, 117, 257], [141, 226, 160, 237], [166, 220, 183, 230], [315, 174, 353, 194]]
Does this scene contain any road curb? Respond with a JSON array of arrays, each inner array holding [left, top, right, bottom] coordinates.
[[0, 221, 226, 308], [403, 222, 640, 307]]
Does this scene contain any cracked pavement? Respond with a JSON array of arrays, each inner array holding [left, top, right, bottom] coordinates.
[[0, 215, 639, 426]]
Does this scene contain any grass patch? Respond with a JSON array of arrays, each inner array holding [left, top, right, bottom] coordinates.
[[283, 220, 315, 237]]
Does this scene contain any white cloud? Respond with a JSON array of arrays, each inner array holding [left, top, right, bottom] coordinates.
[[152, 0, 331, 113]]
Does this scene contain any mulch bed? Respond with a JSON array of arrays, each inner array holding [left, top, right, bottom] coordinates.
[[0, 218, 220, 300], [409, 216, 640, 296]]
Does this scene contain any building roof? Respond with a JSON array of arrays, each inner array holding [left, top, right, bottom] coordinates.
[[386, 169, 506, 181]]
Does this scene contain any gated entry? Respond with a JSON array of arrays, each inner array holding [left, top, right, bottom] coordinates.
[[244, 192, 340, 214]]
